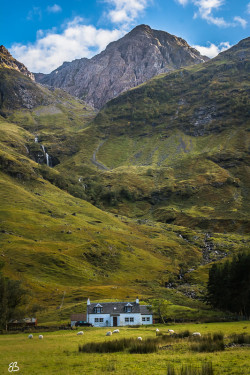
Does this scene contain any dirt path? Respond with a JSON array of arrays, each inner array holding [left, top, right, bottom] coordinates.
[[91, 140, 109, 170]]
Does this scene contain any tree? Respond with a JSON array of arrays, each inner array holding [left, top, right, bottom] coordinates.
[[0, 266, 26, 330], [151, 299, 171, 323], [206, 252, 250, 317]]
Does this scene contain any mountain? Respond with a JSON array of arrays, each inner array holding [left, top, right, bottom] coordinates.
[[58, 37, 250, 234], [34, 25, 208, 109], [0, 45, 34, 80], [0, 40, 249, 323]]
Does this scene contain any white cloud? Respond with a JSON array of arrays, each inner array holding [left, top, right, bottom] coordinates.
[[176, 0, 189, 5], [104, 0, 151, 24], [10, 18, 124, 73], [194, 41, 231, 58], [233, 16, 247, 28], [47, 4, 62, 13], [27, 7, 42, 21], [193, 0, 228, 27], [178, 0, 248, 28]]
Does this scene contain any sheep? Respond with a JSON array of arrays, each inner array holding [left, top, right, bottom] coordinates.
[[137, 337, 142, 341], [192, 332, 201, 337], [156, 329, 160, 332], [168, 329, 175, 335], [38, 335, 43, 339], [77, 331, 84, 336], [113, 329, 120, 333], [106, 331, 112, 336], [28, 334, 33, 339]]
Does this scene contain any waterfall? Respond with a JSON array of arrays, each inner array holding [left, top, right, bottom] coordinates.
[[45, 153, 51, 167], [41, 145, 45, 153], [35, 136, 38, 143]]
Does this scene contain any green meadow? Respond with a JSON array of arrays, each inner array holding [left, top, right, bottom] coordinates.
[[0, 322, 249, 374]]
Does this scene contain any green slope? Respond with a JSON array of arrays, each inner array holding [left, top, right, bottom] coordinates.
[[58, 38, 250, 233], [0, 41, 249, 322]]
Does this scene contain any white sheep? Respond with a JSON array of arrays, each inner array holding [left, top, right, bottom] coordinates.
[[28, 334, 33, 339], [77, 331, 84, 336], [106, 331, 112, 336], [192, 332, 201, 337], [39, 335, 43, 339], [168, 329, 175, 335], [137, 337, 142, 341], [156, 329, 160, 332], [113, 329, 120, 333]]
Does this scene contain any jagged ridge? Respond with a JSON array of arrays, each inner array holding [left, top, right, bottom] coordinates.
[[34, 25, 208, 109]]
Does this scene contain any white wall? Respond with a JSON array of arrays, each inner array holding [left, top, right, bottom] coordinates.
[[141, 315, 153, 325], [88, 313, 153, 327], [120, 313, 141, 326], [88, 314, 110, 327]]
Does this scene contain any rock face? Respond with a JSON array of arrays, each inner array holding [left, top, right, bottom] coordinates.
[[0, 45, 35, 80], [35, 25, 208, 109]]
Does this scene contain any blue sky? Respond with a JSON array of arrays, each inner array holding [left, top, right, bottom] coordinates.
[[1, 0, 249, 73]]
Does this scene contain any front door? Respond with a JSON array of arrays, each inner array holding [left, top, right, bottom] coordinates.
[[113, 317, 117, 326]]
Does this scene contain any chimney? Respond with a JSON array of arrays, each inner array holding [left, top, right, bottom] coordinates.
[[136, 296, 139, 304], [87, 298, 90, 305]]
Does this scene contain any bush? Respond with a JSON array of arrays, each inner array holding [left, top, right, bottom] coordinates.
[[79, 338, 134, 353], [190, 333, 224, 353], [167, 362, 213, 375], [129, 340, 157, 354], [230, 333, 250, 345]]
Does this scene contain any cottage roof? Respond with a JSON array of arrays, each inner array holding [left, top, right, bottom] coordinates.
[[87, 302, 152, 315]]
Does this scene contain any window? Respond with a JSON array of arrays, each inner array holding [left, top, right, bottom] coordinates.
[[94, 307, 103, 313], [95, 318, 104, 323], [147, 317, 150, 321], [142, 317, 146, 321], [125, 318, 129, 322], [130, 317, 134, 322]]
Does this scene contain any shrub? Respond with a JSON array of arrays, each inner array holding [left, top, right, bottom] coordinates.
[[167, 362, 213, 375], [230, 333, 250, 345], [129, 340, 157, 354], [190, 334, 224, 352], [79, 338, 134, 353]]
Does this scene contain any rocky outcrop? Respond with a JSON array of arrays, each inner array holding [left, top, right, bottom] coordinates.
[[35, 25, 208, 109], [0, 45, 35, 80]]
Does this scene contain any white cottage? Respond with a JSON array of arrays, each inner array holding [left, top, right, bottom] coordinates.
[[86, 297, 153, 327]]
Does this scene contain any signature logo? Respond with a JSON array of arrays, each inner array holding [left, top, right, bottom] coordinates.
[[8, 362, 19, 372]]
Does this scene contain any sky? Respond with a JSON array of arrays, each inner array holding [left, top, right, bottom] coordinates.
[[1, 0, 250, 73]]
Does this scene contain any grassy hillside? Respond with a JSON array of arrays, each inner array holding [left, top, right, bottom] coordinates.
[[57, 38, 250, 233], [0, 41, 249, 321]]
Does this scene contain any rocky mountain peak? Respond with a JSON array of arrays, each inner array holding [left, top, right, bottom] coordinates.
[[35, 25, 209, 109], [0, 45, 35, 81]]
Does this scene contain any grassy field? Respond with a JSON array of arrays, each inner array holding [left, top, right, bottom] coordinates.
[[0, 322, 249, 374]]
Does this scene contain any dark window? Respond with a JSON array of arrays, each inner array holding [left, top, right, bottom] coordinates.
[[142, 317, 146, 321], [94, 307, 103, 313], [100, 318, 104, 322], [125, 306, 132, 313], [125, 318, 129, 322], [130, 317, 134, 322], [147, 317, 150, 321]]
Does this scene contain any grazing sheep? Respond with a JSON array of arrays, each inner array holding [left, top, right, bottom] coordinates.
[[28, 334, 33, 339], [38, 335, 43, 339], [77, 331, 84, 336], [192, 332, 201, 337], [168, 329, 175, 335], [106, 331, 112, 336], [113, 329, 120, 333], [156, 329, 160, 332], [137, 337, 142, 341]]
